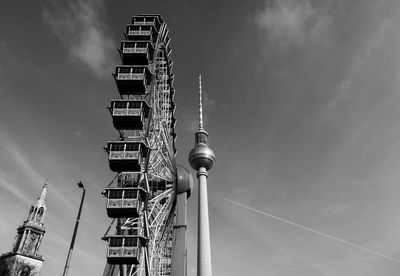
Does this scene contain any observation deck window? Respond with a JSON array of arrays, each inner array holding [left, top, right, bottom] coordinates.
[[109, 237, 123, 247], [118, 67, 144, 74], [125, 143, 139, 151], [108, 190, 123, 199], [110, 143, 125, 151], [135, 42, 148, 48], [124, 237, 138, 247], [114, 101, 127, 109], [124, 190, 137, 199], [121, 41, 153, 50], [132, 16, 161, 30], [106, 189, 139, 199], [108, 141, 147, 154], [128, 25, 152, 31], [112, 101, 143, 110], [129, 102, 142, 109], [126, 25, 154, 38]]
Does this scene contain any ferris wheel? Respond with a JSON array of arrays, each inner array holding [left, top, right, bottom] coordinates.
[[101, 15, 192, 276]]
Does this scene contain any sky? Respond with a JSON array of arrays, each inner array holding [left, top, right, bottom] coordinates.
[[1, 0, 400, 275]]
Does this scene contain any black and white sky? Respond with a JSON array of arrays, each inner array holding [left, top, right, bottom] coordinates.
[[1, 0, 400, 275]]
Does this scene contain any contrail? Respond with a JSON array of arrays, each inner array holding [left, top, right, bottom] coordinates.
[[253, 255, 377, 275], [224, 198, 400, 264]]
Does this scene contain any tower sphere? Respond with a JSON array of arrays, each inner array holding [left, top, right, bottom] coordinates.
[[189, 142, 215, 171], [176, 165, 193, 197]]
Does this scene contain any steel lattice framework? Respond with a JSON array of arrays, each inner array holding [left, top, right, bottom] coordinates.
[[102, 14, 178, 276]]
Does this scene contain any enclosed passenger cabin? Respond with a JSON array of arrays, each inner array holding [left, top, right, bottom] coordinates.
[[106, 235, 145, 264], [132, 15, 162, 32], [117, 172, 143, 188], [125, 25, 157, 44], [114, 66, 152, 94], [119, 41, 154, 65], [109, 100, 150, 130], [107, 141, 149, 172], [104, 187, 146, 218]]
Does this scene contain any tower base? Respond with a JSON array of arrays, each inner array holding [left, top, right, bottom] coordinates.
[[0, 252, 43, 276]]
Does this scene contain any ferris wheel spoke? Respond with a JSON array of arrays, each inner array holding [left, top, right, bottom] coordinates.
[[147, 128, 174, 170], [149, 192, 174, 229]]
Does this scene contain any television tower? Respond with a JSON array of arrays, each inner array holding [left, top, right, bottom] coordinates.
[[189, 75, 216, 276]]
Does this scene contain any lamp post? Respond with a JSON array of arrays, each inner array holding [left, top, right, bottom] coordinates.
[[63, 181, 86, 276]]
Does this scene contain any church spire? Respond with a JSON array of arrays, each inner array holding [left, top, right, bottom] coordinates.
[[0, 181, 48, 275], [37, 180, 47, 206], [27, 180, 48, 224]]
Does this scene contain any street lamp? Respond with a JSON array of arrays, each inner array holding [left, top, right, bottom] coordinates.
[[62, 181, 86, 276]]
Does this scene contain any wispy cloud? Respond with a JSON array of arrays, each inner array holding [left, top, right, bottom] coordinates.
[[317, 14, 400, 129], [42, 0, 115, 78], [0, 134, 45, 204], [336, 16, 399, 96], [0, 173, 30, 204], [6, 144, 44, 185], [255, 0, 331, 51], [0, 133, 75, 214]]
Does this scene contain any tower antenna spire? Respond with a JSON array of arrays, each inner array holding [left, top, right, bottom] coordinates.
[[199, 74, 204, 131]]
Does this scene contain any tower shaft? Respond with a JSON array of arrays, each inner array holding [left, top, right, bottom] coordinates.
[[197, 168, 212, 276]]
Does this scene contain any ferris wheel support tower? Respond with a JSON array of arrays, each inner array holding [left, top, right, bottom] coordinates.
[[171, 166, 193, 276]]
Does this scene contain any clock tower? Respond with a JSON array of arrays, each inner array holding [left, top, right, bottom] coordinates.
[[0, 182, 48, 276]]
